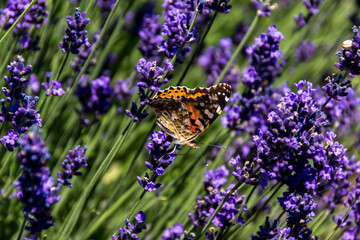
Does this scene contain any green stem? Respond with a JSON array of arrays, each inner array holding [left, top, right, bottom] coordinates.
[[175, 10, 219, 86], [57, 121, 135, 240], [214, 14, 259, 85], [16, 214, 28, 240], [0, 0, 38, 46], [194, 181, 244, 240], [0, 38, 17, 79], [325, 206, 352, 240]]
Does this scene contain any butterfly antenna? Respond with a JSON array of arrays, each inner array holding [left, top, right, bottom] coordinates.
[[197, 142, 227, 149], [198, 150, 209, 167]]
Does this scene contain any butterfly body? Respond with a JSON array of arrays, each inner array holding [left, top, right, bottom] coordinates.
[[148, 83, 232, 148]]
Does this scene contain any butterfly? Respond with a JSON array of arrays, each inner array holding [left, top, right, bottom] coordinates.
[[148, 83, 232, 148]]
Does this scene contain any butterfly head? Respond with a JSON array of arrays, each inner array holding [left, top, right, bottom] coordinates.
[[174, 137, 200, 149]]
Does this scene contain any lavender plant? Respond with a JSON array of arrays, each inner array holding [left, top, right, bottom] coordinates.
[[1, 1, 360, 240]]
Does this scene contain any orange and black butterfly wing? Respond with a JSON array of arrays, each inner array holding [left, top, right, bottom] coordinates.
[[181, 83, 232, 142], [148, 97, 190, 140]]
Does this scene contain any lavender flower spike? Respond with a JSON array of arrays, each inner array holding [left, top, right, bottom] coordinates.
[[41, 72, 66, 96], [137, 131, 180, 191], [58, 145, 88, 188], [59, 7, 90, 54], [112, 211, 146, 240], [14, 130, 60, 236]]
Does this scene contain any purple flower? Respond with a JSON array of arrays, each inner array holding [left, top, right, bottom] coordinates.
[[70, 34, 98, 74], [114, 78, 136, 113], [29, 74, 40, 95], [198, 38, 240, 88], [112, 211, 146, 240], [4, 55, 32, 98], [295, 41, 317, 62], [158, 1, 198, 62], [125, 100, 149, 122], [188, 166, 247, 234], [75, 75, 114, 124], [137, 131, 180, 191], [335, 26, 360, 78], [14, 130, 60, 236], [204, 165, 229, 189], [59, 7, 90, 54], [252, 217, 280, 239], [278, 192, 317, 239], [41, 72, 66, 97], [253, 81, 348, 196], [96, 0, 116, 16], [0, 129, 19, 151], [0, 0, 48, 50], [303, 0, 322, 15], [136, 58, 173, 92], [251, 0, 278, 17], [188, 0, 232, 15], [161, 223, 194, 240], [243, 25, 284, 88], [294, 11, 306, 28], [138, 14, 163, 61], [57, 145, 88, 188], [233, 22, 250, 45], [321, 73, 352, 101]]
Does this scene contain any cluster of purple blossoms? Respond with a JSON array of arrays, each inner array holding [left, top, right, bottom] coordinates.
[[137, 131, 180, 192], [76, 75, 125, 125], [240, 81, 349, 238], [188, 165, 247, 239], [333, 175, 360, 239], [58, 145, 88, 188], [222, 25, 286, 136], [252, 217, 280, 239], [14, 130, 61, 236], [136, 58, 173, 93], [71, 34, 99, 74], [114, 78, 135, 113], [278, 192, 317, 239], [335, 26, 360, 78], [198, 38, 240, 89], [0, 0, 48, 50], [161, 223, 194, 240], [251, 0, 278, 17], [96, 0, 116, 17], [0, 56, 42, 151], [187, 0, 232, 15], [295, 40, 317, 62], [158, 0, 198, 63], [59, 7, 90, 54], [313, 74, 360, 136], [242, 25, 284, 88], [138, 14, 163, 61], [41, 72, 65, 97], [294, 0, 322, 28], [112, 211, 146, 240], [233, 22, 250, 45]]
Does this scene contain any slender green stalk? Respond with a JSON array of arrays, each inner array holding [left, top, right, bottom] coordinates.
[[0, 151, 12, 178], [175, 10, 219, 86], [325, 206, 352, 240], [214, 14, 259, 85], [0, 38, 17, 79], [57, 121, 135, 240], [16, 214, 28, 240], [0, 0, 38, 46]]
